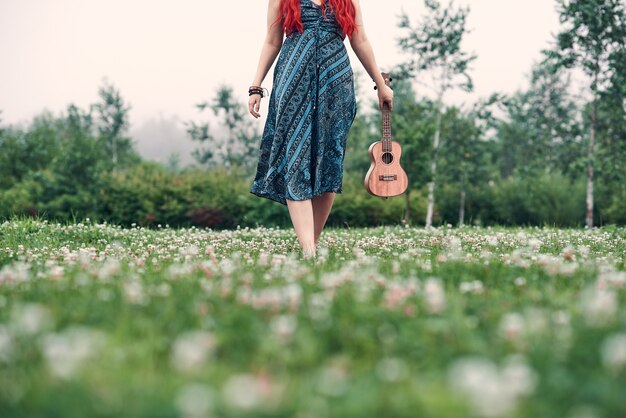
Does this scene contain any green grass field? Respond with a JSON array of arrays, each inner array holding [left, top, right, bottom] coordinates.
[[0, 219, 625, 418]]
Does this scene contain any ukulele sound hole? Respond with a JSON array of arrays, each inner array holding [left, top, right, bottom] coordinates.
[[381, 152, 394, 164]]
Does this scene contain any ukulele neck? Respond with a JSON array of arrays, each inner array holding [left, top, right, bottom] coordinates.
[[382, 104, 391, 150]]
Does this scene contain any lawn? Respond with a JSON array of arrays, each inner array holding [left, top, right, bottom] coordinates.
[[0, 219, 625, 418]]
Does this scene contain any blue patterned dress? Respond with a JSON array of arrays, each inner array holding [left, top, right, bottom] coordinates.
[[249, 0, 357, 206]]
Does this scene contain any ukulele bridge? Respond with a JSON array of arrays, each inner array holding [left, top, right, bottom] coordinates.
[[378, 174, 397, 181]]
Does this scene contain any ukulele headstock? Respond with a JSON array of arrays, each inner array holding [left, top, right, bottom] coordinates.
[[374, 72, 392, 90], [381, 72, 392, 89]]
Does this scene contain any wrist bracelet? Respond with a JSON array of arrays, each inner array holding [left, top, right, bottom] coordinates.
[[248, 86, 269, 97]]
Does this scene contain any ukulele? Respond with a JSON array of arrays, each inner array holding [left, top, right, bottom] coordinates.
[[364, 72, 408, 198]]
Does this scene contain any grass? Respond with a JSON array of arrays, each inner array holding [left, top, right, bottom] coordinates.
[[0, 218, 625, 417]]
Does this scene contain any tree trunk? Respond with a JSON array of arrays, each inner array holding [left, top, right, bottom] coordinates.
[[403, 188, 411, 225], [459, 186, 466, 227], [585, 103, 597, 228], [425, 91, 444, 228], [112, 136, 118, 171]]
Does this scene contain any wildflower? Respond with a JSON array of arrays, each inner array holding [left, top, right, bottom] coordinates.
[[499, 312, 525, 341], [123, 279, 148, 305], [0, 325, 13, 362], [222, 374, 262, 411], [424, 278, 446, 314], [40, 327, 106, 379], [10, 303, 53, 336], [580, 286, 617, 326], [459, 280, 484, 294], [270, 315, 297, 342], [447, 355, 537, 417], [375, 357, 407, 382], [600, 333, 626, 372], [175, 383, 214, 418], [170, 331, 215, 373], [316, 364, 348, 397]]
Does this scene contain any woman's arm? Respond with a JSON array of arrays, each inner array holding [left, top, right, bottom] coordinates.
[[249, 0, 284, 118], [348, 0, 393, 111]]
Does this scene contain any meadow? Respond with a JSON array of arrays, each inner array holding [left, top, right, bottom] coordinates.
[[0, 219, 625, 418]]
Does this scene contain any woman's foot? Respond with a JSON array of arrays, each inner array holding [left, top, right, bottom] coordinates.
[[302, 247, 316, 260]]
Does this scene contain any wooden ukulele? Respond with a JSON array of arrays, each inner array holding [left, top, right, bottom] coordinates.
[[364, 72, 408, 198]]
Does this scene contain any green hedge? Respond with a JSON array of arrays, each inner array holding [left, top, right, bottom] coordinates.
[[2, 162, 624, 228]]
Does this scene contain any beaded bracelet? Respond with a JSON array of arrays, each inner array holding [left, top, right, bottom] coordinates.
[[248, 86, 269, 97]]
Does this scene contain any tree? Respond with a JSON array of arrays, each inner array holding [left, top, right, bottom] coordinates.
[[496, 62, 583, 180], [438, 105, 494, 226], [544, 0, 626, 227], [91, 80, 137, 170], [386, 79, 434, 225], [397, 0, 476, 227], [186, 85, 260, 177]]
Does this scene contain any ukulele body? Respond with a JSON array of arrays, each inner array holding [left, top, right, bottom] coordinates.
[[364, 140, 409, 197]]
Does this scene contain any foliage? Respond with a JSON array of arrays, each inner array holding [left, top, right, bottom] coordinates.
[[396, 0, 476, 93], [91, 79, 138, 170], [186, 86, 261, 177], [543, 0, 626, 227], [396, 0, 476, 227], [496, 63, 583, 179]]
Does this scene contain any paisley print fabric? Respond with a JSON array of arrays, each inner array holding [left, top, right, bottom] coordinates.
[[249, 0, 357, 205]]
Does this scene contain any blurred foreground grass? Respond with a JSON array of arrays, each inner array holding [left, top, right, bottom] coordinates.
[[0, 219, 625, 418]]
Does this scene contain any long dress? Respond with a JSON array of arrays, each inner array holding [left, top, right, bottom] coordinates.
[[249, 0, 357, 206]]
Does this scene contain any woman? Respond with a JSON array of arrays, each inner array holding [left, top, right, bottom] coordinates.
[[248, 0, 393, 259]]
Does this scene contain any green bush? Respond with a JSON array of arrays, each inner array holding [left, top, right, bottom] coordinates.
[[491, 172, 586, 226]]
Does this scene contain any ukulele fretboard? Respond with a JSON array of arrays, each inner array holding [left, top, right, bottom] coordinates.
[[382, 105, 391, 152]]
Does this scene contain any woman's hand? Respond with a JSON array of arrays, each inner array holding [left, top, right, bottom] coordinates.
[[377, 84, 394, 111], [249, 94, 262, 119]]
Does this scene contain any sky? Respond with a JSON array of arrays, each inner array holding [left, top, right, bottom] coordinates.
[[0, 0, 563, 164]]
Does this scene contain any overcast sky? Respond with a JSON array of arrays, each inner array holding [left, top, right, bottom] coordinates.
[[0, 0, 563, 163]]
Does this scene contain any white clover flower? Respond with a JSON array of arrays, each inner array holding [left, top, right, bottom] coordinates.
[[500, 355, 538, 396], [316, 365, 348, 397], [600, 333, 626, 372], [0, 261, 30, 284], [166, 263, 195, 280], [375, 357, 408, 382], [96, 258, 121, 281], [39, 327, 106, 379], [10, 303, 53, 336], [180, 245, 200, 259], [486, 235, 499, 246], [258, 252, 270, 266], [0, 325, 14, 362], [527, 238, 542, 251], [175, 383, 214, 418], [499, 312, 525, 341], [579, 286, 617, 326], [447, 356, 537, 417], [170, 331, 215, 373], [424, 278, 446, 314], [222, 374, 262, 411], [123, 279, 148, 305], [578, 245, 590, 258], [459, 280, 484, 294], [270, 315, 297, 342], [598, 269, 626, 289], [308, 292, 331, 323], [448, 237, 463, 258]]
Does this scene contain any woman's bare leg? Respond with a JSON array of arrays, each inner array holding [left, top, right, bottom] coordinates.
[[286, 198, 316, 258], [312, 192, 336, 248]]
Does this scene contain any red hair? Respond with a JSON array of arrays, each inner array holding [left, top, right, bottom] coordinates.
[[279, 0, 357, 39]]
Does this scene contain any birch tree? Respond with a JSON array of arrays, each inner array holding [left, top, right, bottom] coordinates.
[[544, 0, 626, 228], [397, 0, 476, 227]]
